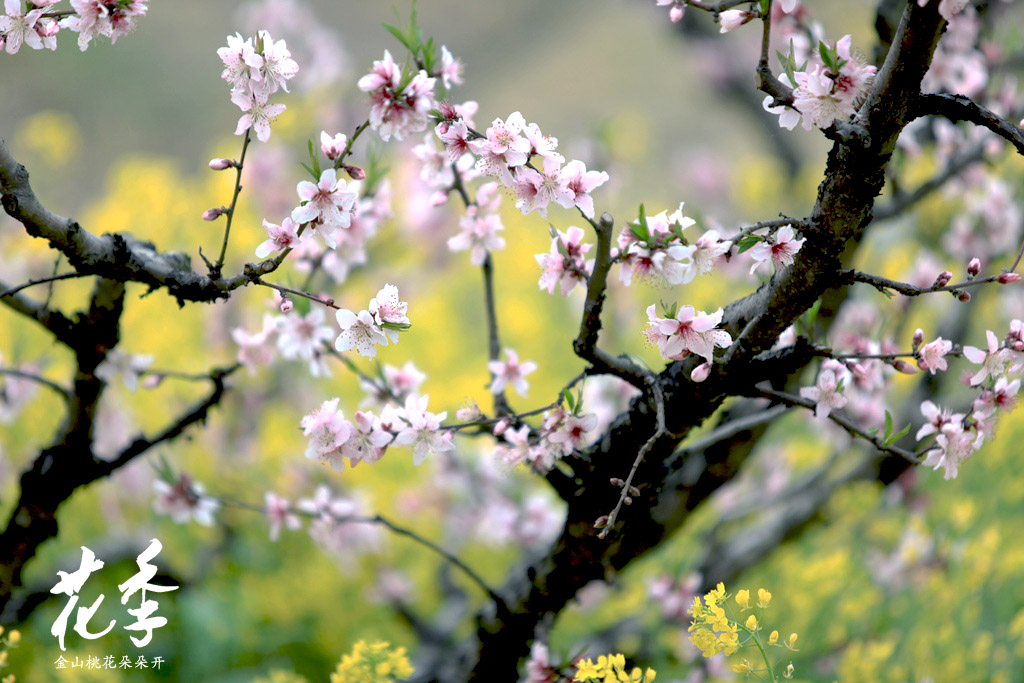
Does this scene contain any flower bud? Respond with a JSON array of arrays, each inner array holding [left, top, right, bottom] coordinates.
[[202, 207, 224, 221], [142, 374, 164, 389], [670, 3, 685, 22], [492, 418, 510, 436], [343, 164, 365, 180], [958, 291, 971, 302], [718, 9, 754, 33], [893, 359, 918, 375], [998, 272, 1021, 284], [1013, 340, 1024, 352], [967, 257, 981, 277], [768, 630, 779, 645], [320, 131, 347, 161], [610, 477, 624, 487], [913, 328, 925, 349], [437, 102, 458, 121], [934, 271, 953, 288], [593, 515, 610, 529], [691, 362, 712, 383], [279, 296, 293, 314], [208, 158, 235, 171]]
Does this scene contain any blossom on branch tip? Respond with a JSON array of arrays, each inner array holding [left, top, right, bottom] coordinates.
[[963, 330, 1009, 385], [748, 225, 805, 274], [291, 168, 358, 245], [0, 0, 43, 54], [439, 45, 463, 89], [255, 217, 300, 258], [369, 283, 410, 344], [335, 309, 388, 359], [917, 337, 952, 375], [231, 88, 286, 143], [301, 398, 354, 472], [64, 0, 147, 51], [359, 49, 436, 141], [645, 304, 732, 363], [536, 226, 593, 296], [488, 348, 538, 397], [655, 0, 685, 23], [320, 131, 347, 161], [718, 9, 755, 33], [799, 364, 847, 419]]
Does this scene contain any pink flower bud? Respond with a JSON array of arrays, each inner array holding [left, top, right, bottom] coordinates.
[[208, 158, 235, 171], [344, 165, 365, 180], [594, 515, 610, 529], [142, 374, 164, 389], [610, 477, 624, 487], [718, 9, 754, 33], [429, 191, 449, 207], [967, 257, 981, 277], [493, 418, 511, 436], [893, 359, 918, 375], [958, 291, 971, 302], [279, 297, 293, 313], [690, 362, 712, 383], [998, 272, 1021, 284], [912, 328, 925, 349], [934, 271, 953, 288], [670, 4, 685, 22], [1013, 340, 1024, 352], [203, 207, 224, 221], [437, 102, 458, 120]]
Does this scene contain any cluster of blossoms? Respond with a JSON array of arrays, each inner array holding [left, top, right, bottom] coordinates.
[[922, 5, 986, 97], [434, 108, 609, 220], [231, 284, 408, 377], [359, 49, 437, 142], [0, 0, 147, 54], [302, 392, 452, 471], [916, 323, 1023, 479], [764, 34, 876, 132], [616, 205, 724, 287], [494, 402, 599, 474], [536, 226, 594, 296], [218, 30, 298, 142], [335, 283, 410, 360], [645, 303, 733, 379]]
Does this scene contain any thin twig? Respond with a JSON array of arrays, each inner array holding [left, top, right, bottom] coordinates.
[[0, 368, 70, 401], [216, 495, 508, 612], [0, 272, 89, 299], [211, 129, 252, 279]]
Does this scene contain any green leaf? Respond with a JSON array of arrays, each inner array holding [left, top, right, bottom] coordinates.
[[886, 423, 912, 447], [383, 23, 413, 52], [299, 161, 319, 181], [736, 234, 761, 254], [884, 410, 894, 441]]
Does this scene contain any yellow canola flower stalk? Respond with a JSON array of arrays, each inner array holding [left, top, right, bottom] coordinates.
[[331, 640, 414, 683], [573, 653, 656, 683]]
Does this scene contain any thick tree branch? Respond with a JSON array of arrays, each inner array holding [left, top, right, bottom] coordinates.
[[913, 92, 1024, 156]]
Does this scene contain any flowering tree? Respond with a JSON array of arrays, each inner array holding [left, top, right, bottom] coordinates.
[[1, 0, 1024, 681]]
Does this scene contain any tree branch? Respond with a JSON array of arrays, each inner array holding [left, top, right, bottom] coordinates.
[[913, 93, 1024, 157]]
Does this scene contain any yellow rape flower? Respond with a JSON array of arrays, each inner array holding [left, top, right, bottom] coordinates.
[[745, 615, 758, 630], [785, 633, 799, 650], [735, 589, 750, 608], [757, 588, 772, 608], [769, 630, 779, 645]]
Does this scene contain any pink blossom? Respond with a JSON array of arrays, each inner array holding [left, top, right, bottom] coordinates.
[[335, 309, 389, 359], [253, 30, 298, 96], [918, 0, 970, 21], [799, 367, 848, 419], [748, 225, 805, 273], [255, 217, 300, 258], [218, 32, 262, 90], [616, 205, 698, 286], [277, 308, 334, 376], [0, 0, 43, 53], [436, 119, 474, 163], [645, 305, 733, 363], [290, 168, 358, 244], [358, 50, 436, 141], [495, 425, 539, 470], [692, 229, 732, 275], [320, 131, 347, 161], [561, 159, 609, 219], [546, 412, 598, 456], [536, 226, 593, 296], [384, 361, 427, 398], [917, 337, 953, 375], [963, 330, 1009, 385], [392, 394, 454, 466], [153, 475, 218, 526], [973, 376, 1020, 418], [512, 156, 574, 217], [488, 348, 538, 397], [448, 210, 505, 265], [231, 89, 287, 143], [369, 283, 409, 344], [65, 0, 147, 51], [924, 421, 980, 479], [439, 45, 463, 89], [522, 122, 562, 164], [264, 492, 301, 541], [231, 314, 279, 374], [472, 111, 530, 185], [341, 411, 394, 466], [94, 349, 153, 392], [301, 398, 354, 472]]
